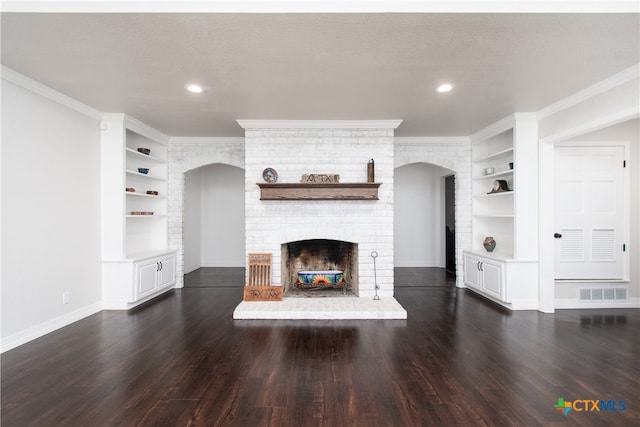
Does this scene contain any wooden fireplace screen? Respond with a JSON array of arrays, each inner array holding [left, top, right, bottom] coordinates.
[[243, 253, 283, 301]]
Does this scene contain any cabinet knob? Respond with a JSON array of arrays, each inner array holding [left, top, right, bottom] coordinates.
[[554, 233, 562, 239]]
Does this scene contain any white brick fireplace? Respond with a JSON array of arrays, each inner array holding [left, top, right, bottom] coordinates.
[[233, 120, 408, 319]]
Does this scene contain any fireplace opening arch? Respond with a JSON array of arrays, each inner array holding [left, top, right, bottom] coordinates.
[[282, 239, 358, 296]]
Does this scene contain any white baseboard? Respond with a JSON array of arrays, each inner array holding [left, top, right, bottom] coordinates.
[[1, 302, 103, 353], [184, 263, 201, 274], [555, 297, 640, 309]]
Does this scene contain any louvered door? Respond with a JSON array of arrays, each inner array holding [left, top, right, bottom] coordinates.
[[554, 145, 625, 280]]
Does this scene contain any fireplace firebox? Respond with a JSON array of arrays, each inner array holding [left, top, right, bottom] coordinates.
[[281, 239, 358, 296]]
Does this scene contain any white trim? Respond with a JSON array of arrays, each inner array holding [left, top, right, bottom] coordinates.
[[102, 113, 170, 144], [555, 279, 631, 284], [537, 64, 640, 120], [1, 65, 103, 120], [539, 107, 640, 144], [555, 298, 640, 309], [170, 137, 245, 144], [0, 302, 103, 353], [184, 263, 201, 274], [236, 119, 402, 129], [395, 136, 470, 145], [3, 1, 638, 13], [470, 113, 537, 143]]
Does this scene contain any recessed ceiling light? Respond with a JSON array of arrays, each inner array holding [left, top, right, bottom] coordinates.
[[185, 83, 204, 93], [435, 83, 454, 93]]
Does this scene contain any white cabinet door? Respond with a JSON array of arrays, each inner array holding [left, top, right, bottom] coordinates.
[[555, 145, 625, 280], [481, 260, 503, 300], [157, 255, 176, 289], [463, 254, 482, 290], [136, 260, 158, 299]]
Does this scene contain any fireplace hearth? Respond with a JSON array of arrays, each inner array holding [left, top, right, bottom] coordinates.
[[233, 121, 406, 319]]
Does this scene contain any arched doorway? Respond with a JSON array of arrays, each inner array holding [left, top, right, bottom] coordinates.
[[395, 163, 453, 267], [167, 138, 245, 287], [184, 164, 245, 274], [394, 162, 455, 286], [394, 143, 472, 288]]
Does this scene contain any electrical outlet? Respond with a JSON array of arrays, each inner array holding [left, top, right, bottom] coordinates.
[[62, 291, 70, 304]]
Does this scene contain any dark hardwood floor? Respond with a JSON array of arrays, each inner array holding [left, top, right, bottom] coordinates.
[[2, 269, 638, 426]]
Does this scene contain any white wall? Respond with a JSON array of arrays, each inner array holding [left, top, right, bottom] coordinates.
[[1, 78, 102, 350], [184, 167, 202, 273], [200, 164, 245, 267], [394, 163, 450, 267]]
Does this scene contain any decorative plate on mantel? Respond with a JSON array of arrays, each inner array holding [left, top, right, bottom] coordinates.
[[262, 168, 278, 183]]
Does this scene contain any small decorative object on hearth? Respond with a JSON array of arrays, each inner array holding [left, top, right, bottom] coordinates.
[[367, 159, 375, 183], [483, 236, 496, 252], [371, 250, 380, 300]]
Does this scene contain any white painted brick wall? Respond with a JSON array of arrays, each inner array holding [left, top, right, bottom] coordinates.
[[244, 127, 396, 298], [168, 139, 244, 287], [395, 138, 472, 287], [167, 135, 471, 291]]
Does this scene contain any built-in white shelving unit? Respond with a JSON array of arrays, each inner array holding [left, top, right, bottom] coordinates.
[[464, 113, 539, 310], [101, 114, 175, 309]]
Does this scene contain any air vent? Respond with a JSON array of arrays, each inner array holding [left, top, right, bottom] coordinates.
[[579, 287, 628, 301], [592, 229, 615, 261], [560, 229, 584, 261]]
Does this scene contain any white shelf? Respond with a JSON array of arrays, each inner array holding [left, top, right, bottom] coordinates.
[[125, 191, 163, 198], [126, 214, 166, 218], [125, 170, 166, 181], [474, 191, 514, 198], [125, 148, 164, 162], [474, 169, 514, 180], [123, 249, 176, 262], [474, 147, 513, 163], [473, 213, 514, 218]]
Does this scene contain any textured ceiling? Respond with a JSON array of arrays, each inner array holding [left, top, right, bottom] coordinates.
[[1, 12, 638, 136]]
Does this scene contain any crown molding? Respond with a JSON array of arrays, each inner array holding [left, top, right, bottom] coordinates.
[[236, 120, 402, 129], [470, 114, 517, 142], [169, 137, 245, 144], [470, 113, 539, 143], [395, 136, 470, 145], [537, 64, 640, 120], [3, 1, 638, 13], [102, 113, 169, 144], [1, 65, 103, 120], [539, 106, 639, 145]]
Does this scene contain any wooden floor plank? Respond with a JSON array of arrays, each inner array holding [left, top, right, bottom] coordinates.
[[2, 269, 639, 426]]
